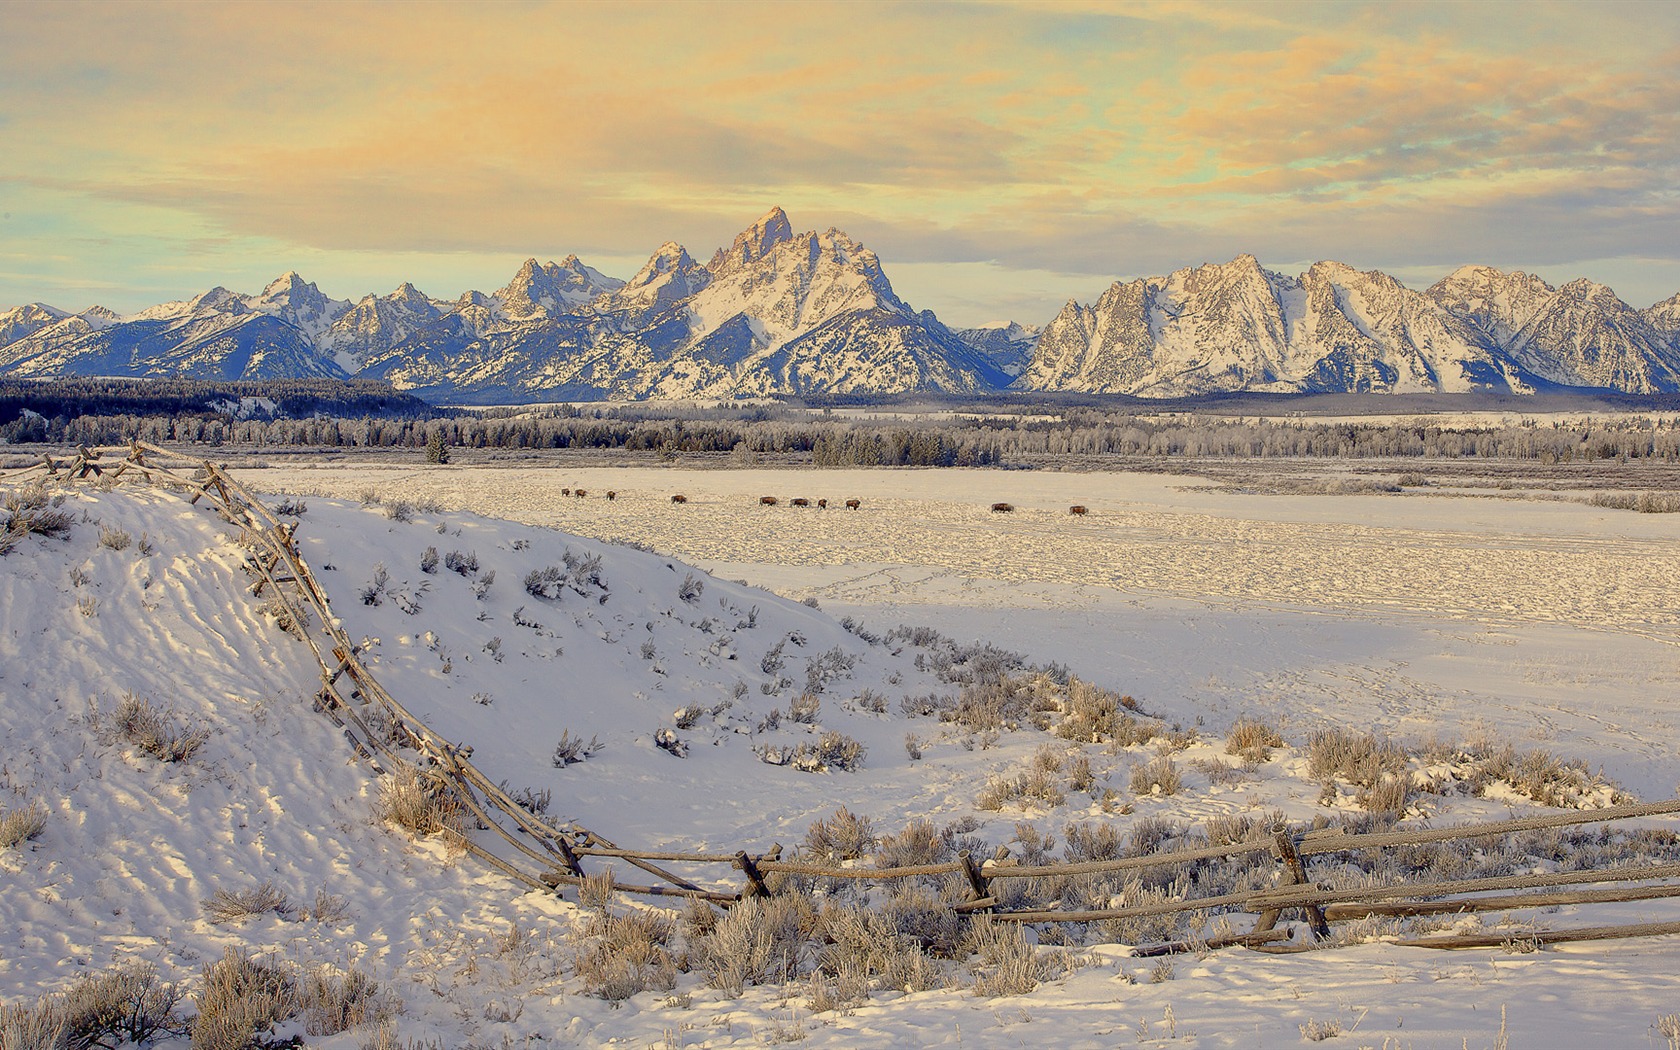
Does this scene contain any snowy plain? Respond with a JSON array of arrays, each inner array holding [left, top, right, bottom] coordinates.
[[3, 453, 1679, 1048]]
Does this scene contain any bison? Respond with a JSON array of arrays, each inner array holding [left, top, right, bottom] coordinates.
[[791, 497, 810, 507], [844, 498, 861, 511], [561, 487, 572, 496], [574, 489, 587, 498], [760, 496, 779, 506], [670, 494, 688, 504], [1069, 505, 1088, 516], [991, 502, 1014, 513], [606, 490, 617, 501], [817, 498, 828, 509]]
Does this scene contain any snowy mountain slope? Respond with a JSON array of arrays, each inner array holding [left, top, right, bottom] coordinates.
[[954, 321, 1041, 377], [1020, 256, 1533, 396], [0, 302, 71, 348], [0, 279, 352, 381], [8, 228, 1680, 398], [1430, 266, 1680, 392]]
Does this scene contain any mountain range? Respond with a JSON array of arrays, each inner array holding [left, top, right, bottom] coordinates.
[[5, 208, 1680, 402]]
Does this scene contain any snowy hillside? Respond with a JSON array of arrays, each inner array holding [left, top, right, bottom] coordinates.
[[6, 461, 1680, 1046]]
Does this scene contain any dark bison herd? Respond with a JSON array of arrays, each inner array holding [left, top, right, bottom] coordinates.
[[557, 490, 1091, 516]]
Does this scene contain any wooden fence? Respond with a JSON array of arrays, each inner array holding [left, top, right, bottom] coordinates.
[[9, 442, 1680, 955]]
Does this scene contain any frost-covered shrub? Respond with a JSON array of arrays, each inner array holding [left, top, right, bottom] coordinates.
[[300, 965, 394, 1036], [272, 497, 307, 516], [1, 483, 74, 551], [965, 920, 1053, 998], [552, 730, 603, 767], [0, 802, 47, 849], [1307, 727, 1408, 789], [803, 807, 877, 862], [576, 911, 679, 1002], [787, 691, 821, 724], [376, 765, 462, 838], [524, 565, 565, 600], [803, 646, 856, 694], [1129, 755, 1182, 796], [812, 904, 944, 995], [1062, 821, 1125, 863], [112, 692, 208, 764], [1052, 678, 1155, 746], [874, 819, 950, 870], [418, 546, 438, 573], [97, 524, 132, 551], [191, 949, 298, 1050], [201, 881, 296, 924], [444, 550, 477, 576], [976, 763, 1066, 811], [383, 500, 413, 523], [360, 563, 389, 606], [695, 895, 814, 996], [678, 573, 704, 604]]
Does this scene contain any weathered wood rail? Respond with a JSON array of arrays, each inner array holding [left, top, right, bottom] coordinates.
[[9, 442, 1680, 955]]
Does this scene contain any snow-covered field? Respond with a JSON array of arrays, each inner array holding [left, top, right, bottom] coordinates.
[[4, 456, 1680, 1048]]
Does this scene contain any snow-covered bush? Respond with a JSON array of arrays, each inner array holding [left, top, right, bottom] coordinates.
[[0, 801, 47, 849], [299, 964, 395, 1036], [552, 730, 603, 767], [444, 550, 477, 576], [1225, 717, 1285, 763], [574, 911, 679, 1002], [677, 572, 704, 604], [97, 524, 132, 551], [802, 806, 877, 862], [376, 765, 462, 838], [419, 546, 438, 573], [192, 949, 298, 1050], [201, 880, 296, 924], [111, 692, 208, 764], [694, 895, 814, 996], [1129, 755, 1182, 796]]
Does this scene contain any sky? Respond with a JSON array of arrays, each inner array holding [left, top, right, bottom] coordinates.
[[2, 0, 1679, 327]]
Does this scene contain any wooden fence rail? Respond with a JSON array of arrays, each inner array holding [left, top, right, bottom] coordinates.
[[9, 443, 1680, 956]]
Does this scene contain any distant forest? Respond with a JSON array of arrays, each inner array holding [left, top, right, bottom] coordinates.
[[2, 378, 1679, 463]]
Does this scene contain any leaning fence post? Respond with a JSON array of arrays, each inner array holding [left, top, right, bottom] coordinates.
[[735, 850, 770, 898], [1271, 830, 1331, 940], [960, 850, 992, 910]]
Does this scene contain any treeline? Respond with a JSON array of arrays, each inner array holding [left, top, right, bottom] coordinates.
[[0, 377, 432, 437], [5, 396, 1680, 464]]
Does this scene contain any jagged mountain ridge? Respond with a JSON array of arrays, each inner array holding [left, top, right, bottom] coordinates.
[[0, 209, 1004, 400], [1021, 256, 1680, 397], [5, 213, 1680, 399]]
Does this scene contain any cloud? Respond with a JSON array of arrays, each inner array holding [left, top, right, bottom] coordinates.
[[2, 1, 1679, 317]]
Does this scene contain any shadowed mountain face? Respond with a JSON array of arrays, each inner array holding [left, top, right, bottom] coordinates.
[[5, 219, 1679, 401]]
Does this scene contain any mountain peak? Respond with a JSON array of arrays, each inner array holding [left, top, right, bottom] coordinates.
[[710, 207, 796, 274]]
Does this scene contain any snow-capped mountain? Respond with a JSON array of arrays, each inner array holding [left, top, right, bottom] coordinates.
[[1020, 256, 1680, 396], [954, 321, 1041, 377], [1428, 267, 1680, 394], [7, 221, 1680, 399], [0, 303, 71, 348], [361, 208, 1007, 401]]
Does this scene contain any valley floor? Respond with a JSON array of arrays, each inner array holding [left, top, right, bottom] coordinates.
[[4, 452, 1679, 1048]]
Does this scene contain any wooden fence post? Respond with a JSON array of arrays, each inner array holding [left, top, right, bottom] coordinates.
[[960, 850, 993, 911], [736, 850, 771, 898], [1268, 831, 1331, 940]]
